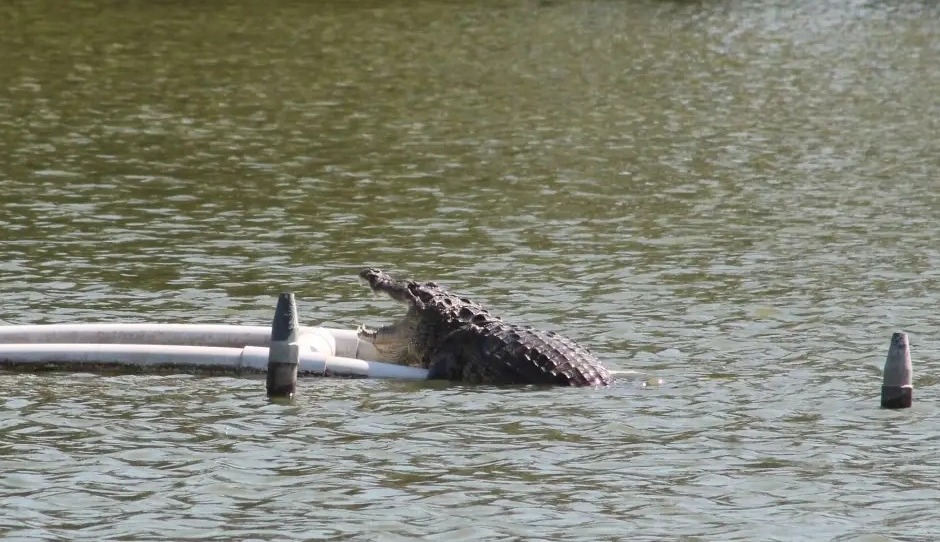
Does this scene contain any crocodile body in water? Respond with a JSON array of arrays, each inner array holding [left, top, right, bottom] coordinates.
[[356, 268, 612, 387]]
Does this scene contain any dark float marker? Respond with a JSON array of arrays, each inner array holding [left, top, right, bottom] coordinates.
[[881, 332, 913, 409], [267, 293, 300, 399]]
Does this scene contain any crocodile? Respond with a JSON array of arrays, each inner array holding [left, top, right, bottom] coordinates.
[[356, 268, 612, 387]]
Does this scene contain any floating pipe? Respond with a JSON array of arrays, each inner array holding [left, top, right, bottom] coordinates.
[[0, 321, 423, 380], [0, 324, 382, 361], [0, 343, 428, 379]]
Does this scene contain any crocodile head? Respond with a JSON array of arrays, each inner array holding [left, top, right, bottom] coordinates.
[[360, 268, 411, 302], [357, 268, 498, 366], [359, 268, 496, 323], [357, 268, 433, 365]]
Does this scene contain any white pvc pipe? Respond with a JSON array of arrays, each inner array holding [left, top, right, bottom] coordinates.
[[0, 323, 272, 347], [0, 324, 383, 361], [327, 328, 383, 360], [0, 343, 428, 380], [0, 323, 409, 379]]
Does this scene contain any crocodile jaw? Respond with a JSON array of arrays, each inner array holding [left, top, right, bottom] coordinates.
[[359, 268, 417, 307], [358, 269, 424, 365]]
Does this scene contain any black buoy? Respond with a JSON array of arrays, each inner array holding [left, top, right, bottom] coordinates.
[[881, 332, 913, 409], [267, 293, 300, 399]]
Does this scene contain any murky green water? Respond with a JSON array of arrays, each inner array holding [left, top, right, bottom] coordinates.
[[2, 0, 940, 539]]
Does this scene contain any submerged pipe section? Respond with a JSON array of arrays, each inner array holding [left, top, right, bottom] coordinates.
[[881, 332, 913, 409], [267, 293, 300, 398]]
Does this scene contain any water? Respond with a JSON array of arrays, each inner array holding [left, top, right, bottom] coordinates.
[[2, 0, 940, 539]]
